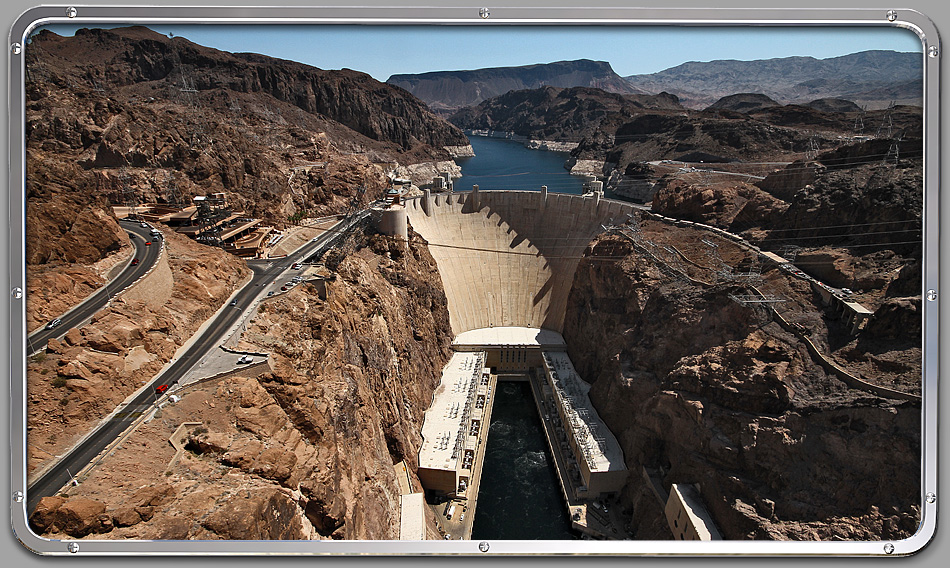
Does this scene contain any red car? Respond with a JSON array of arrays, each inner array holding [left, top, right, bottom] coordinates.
[[155, 384, 169, 395], [145, 241, 152, 246], [131, 258, 139, 266]]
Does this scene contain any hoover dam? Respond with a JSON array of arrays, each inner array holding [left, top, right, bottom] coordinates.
[[404, 187, 635, 335], [393, 187, 640, 539]]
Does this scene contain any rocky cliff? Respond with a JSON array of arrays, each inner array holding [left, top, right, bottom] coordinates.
[[450, 86, 683, 143], [562, 221, 920, 540], [29, 225, 454, 540], [25, 24, 467, 327]]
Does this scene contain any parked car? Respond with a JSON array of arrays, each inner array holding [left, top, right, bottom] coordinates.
[[267, 291, 274, 297], [237, 355, 253, 364]]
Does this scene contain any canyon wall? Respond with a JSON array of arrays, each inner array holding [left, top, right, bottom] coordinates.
[[562, 229, 921, 540]]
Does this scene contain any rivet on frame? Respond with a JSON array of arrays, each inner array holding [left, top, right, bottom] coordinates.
[[67, 542, 80, 554], [12, 491, 24, 503], [478, 541, 490, 552], [886, 10, 898, 22], [928, 46, 939, 58], [927, 290, 937, 302], [66, 7, 78, 18], [479, 8, 490, 19], [926, 492, 936, 504], [11, 43, 22, 55], [11, 287, 23, 299], [883, 543, 895, 554]]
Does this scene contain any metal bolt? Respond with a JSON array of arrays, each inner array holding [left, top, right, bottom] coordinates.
[[886, 10, 898, 22], [927, 289, 937, 302], [66, 7, 78, 18], [12, 491, 24, 503], [11, 42, 21, 55], [478, 541, 490, 552], [11, 287, 23, 299], [929, 46, 939, 58], [884, 543, 895, 554], [479, 8, 490, 19], [926, 492, 936, 503], [67, 542, 80, 554]]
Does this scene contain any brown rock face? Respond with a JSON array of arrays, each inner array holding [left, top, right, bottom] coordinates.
[[55, 497, 107, 537], [562, 226, 920, 540]]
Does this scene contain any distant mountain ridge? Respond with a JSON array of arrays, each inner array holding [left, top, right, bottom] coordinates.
[[623, 50, 922, 110], [387, 59, 645, 112]]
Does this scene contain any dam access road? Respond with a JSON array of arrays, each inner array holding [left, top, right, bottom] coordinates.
[[25, 212, 366, 515]]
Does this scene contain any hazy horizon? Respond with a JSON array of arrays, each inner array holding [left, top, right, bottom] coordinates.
[[41, 23, 923, 82]]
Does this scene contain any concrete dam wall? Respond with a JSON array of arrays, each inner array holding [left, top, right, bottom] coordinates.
[[405, 190, 637, 335]]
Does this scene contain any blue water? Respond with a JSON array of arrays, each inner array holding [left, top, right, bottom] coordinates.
[[455, 135, 590, 194], [470, 381, 576, 540]]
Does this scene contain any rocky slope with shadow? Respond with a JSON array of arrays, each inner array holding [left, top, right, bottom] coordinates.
[[562, 219, 920, 540], [29, 225, 455, 540]]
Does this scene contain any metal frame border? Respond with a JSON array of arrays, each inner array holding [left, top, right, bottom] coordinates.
[[6, 4, 940, 556]]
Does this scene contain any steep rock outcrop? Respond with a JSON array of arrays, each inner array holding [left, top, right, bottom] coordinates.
[[562, 229, 920, 540]]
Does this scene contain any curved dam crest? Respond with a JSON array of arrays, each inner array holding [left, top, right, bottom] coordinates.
[[405, 190, 637, 335]]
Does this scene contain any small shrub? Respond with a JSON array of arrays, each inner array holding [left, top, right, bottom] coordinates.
[[51, 377, 67, 388]]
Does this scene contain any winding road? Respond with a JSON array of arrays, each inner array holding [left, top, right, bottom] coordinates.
[[26, 220, 162, 356], [26, 211, 366, 515]]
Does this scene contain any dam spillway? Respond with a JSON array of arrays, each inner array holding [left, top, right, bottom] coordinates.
[[404, 190, 637, 335]]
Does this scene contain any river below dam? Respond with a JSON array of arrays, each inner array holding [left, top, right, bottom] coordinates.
[[456, 135, 593, 195], [470, 380, 575, 540]]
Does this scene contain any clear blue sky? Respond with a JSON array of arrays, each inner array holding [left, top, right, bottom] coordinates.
[[43, 23, 923, 81]]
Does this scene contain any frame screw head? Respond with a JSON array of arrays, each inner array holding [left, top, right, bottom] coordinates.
[[11, 42, 22, 55], [927, 289, 937, 301], [883, 543, 895, 554], [478, 541, 490, 552], [13, 491, 24, 503], [11, 287, 23, 299], [929, 46, 939, 58], [886, 10, 898, 22], [479, 8, 490, 19], [67, 542, 80, 553], [66, 7, 78, 18], [926, 492, 936, 503]]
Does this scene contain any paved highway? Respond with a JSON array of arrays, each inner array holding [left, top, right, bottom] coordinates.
[[26, 219, 162, 356], [26, 211, 366, 515]]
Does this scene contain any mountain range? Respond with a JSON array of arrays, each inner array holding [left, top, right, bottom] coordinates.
[[387, 59, 644, 112], [623, 50, 922, 109], [390, 50, 921, 112]]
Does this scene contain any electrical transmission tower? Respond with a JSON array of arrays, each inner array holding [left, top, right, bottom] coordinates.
[[885, 132, 904, 165], [165, 171, 183, 207], [119, 169, 139, 218], [876, 102, 895, 138], [805, 136, 821, 161]]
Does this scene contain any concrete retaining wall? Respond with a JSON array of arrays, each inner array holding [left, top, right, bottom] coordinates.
[[120, 243, 173, 308]]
